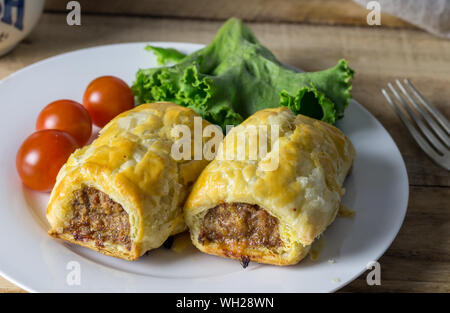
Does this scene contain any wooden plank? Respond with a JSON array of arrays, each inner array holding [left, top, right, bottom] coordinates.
[[0, 14, 449, 292], [45, 0, 414, 28], [341, 186, 450, 292], [0, 276, 25, 293]]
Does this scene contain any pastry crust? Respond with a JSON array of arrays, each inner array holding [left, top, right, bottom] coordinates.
[[184, 107, 355, 265], [47, 102, 211, 260]]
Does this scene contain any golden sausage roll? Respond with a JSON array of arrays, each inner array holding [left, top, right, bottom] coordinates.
[[184, 107, 355, 266], [47, 102, 211, 260]]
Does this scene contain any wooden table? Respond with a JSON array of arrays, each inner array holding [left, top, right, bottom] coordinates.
[[1, 0, 449, 293]]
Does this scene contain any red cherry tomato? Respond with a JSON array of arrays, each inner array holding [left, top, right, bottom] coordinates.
[[16, 130, 78, 192], [36, 99, 92, 146], [82, 76, 134, 127]]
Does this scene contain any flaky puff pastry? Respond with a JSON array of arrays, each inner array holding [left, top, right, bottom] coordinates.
[[184, 107, 355, 265], [47, 102, 212, 260]]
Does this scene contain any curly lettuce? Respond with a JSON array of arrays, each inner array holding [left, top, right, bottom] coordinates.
[[133, 18, 354, 130], [145, 45, 187, 65]]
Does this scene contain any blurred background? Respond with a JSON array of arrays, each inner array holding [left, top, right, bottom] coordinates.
[[44, 0, 412, 27]]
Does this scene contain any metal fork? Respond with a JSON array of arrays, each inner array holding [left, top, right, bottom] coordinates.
[[382, 79, 450, 170]]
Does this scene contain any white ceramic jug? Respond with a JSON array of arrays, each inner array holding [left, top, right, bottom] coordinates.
[[0, 0, 45, 56]]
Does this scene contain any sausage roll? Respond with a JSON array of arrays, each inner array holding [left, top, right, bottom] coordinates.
[[184, 107, 355, 265], [47, 102, 211, 260]]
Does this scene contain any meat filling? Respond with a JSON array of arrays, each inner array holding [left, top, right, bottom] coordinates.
[[64, 186, 131, 250], [198, 203, 282, 249]]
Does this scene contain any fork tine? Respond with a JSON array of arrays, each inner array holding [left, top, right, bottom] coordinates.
[[387, 83, 447, 154], [404, 79, 450, 134], [395, 80, 450, 147], [382, 88, 443, 164]]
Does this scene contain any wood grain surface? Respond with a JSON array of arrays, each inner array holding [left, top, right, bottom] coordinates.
[[45, 0, 414, 28], [0, 12, 448, 292]]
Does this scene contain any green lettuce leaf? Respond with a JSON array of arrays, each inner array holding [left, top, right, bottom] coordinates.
[[145, 45, 187, 66], [133, 18, 354, 130]]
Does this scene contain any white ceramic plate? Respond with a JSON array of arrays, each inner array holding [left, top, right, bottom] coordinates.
[[0, 42, 408, 293]]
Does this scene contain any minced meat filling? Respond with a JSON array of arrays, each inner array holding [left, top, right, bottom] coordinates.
[[64, 186, 131, 250], [198, 203, 282, 248]]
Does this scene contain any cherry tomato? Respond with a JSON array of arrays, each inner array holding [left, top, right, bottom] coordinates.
[[16, 130, 78, 192], [82, 76, 134, 127], [36, 99, 92, 146]]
